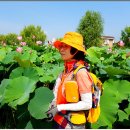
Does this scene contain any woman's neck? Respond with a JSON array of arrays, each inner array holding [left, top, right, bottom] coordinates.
[[64, 59, 77, 73], [64, 59, 85, 73]]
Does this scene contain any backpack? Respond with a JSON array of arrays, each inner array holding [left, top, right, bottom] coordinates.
[[73, 65, 103, 123]]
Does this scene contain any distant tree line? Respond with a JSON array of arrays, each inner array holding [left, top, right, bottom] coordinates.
[[0, 11, 130, 48]]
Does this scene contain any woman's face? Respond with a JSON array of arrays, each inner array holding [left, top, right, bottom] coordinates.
[[59, 43, 75, 61]]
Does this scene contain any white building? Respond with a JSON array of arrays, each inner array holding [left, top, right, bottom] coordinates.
[[101, 36, 115, 48]]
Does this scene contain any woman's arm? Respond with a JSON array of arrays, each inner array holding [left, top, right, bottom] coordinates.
[[57, 93, 92, 111], [57, 68, 92, 111]]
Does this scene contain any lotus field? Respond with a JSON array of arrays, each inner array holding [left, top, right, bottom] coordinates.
[[0, 42, 130, 128]]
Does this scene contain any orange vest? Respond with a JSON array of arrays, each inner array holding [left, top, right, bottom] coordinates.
[[54, 60, 85, 125], [53, 73, 71, 125]]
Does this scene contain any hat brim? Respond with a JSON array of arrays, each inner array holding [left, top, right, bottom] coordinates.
[[53, 40, 63, 49], [53, 40, 87, 54]]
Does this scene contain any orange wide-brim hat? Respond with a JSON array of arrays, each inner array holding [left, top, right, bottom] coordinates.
[[53, 32, 86, 54]]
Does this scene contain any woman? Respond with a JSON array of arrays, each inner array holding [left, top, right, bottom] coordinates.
[[47, 32, 92, 129]]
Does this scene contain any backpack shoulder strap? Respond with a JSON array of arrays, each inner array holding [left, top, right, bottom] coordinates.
[[73, 65, 94, 83], [73, 65, 86, 76]]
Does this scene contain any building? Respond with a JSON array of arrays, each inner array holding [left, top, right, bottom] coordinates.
[[101, 36, 115, 48]]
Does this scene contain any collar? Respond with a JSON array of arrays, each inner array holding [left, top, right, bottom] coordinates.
[[64, 60, 85, 73]]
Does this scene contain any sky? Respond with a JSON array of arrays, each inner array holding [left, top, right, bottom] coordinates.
[[0, 1, 130, 42]]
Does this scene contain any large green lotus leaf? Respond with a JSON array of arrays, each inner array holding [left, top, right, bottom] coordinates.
[[14, 53, 34, 67], [104, 66, 129, 77], [2, 51, 17, 64], [20, 48, 38, 63], [20, 52, 30, 61], [116, 80, 130, 101], [124, 103, 130, 115], [2, 46, 12, 53], [23, 67, 39, 81], [28, 87, 54, 119], [9, 67, 24, 79], [105, 80, 130, 102], [15, 58, 32, 67], [29, 51, 38, 63], [0, 79, 10, 106], [53, 51, 62, 61], [128, 95, 130, 102], [35, 67, 44, 76], [118, 110, 129, 122], [126, 59, 130, 67], [39, 75, 54, 83], [91, 79, 130, 128], [22, 46, 37, 60], [4, 76, 36, 109], [0, 48, 6, 61], [0, 66, 4, 71], [25, 121, 33, 129], [39, 64, 63, 83], [103, 57, 115, 65], [99, 68, 107, 75], [40, 53, 54, 63], [47, 66, 63, 79], [9, 67, 39, 81], [87, 47, 101, 63]]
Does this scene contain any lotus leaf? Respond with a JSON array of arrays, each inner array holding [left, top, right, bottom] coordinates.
[[92, 79, 130, 128], [4, 76, 36, 109], [28, 87, 54, 119]]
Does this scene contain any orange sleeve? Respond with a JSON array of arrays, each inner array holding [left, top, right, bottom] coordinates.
[[76, 69, 92, 94]]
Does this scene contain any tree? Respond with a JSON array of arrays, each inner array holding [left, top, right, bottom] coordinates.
[[121, 26, 130, 48], [77, 11, 104, 48], [5, 33, 18, 45], [20, 25, 46, 46], [0, 33, 19, 46], [0, 34, 6, 44]]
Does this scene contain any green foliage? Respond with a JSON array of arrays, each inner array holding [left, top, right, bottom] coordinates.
[[0, 33, 19, 46], [0, 48, 7, 61], [20, 25, 46, 47], [121, 26, 130, 48], [5, 33, 18, 45], [0, 34, 6, 44], [0, 24, 47, 49], [0, 43, 130, 128], [28, 87, 54, 119], [92, 79, 130, 128], [9, 67, 39, 81], [77, 11, 104, 48], [0, 43, 63, 128], [86, 46, 130, 79], [0, 76, 36, 109]]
